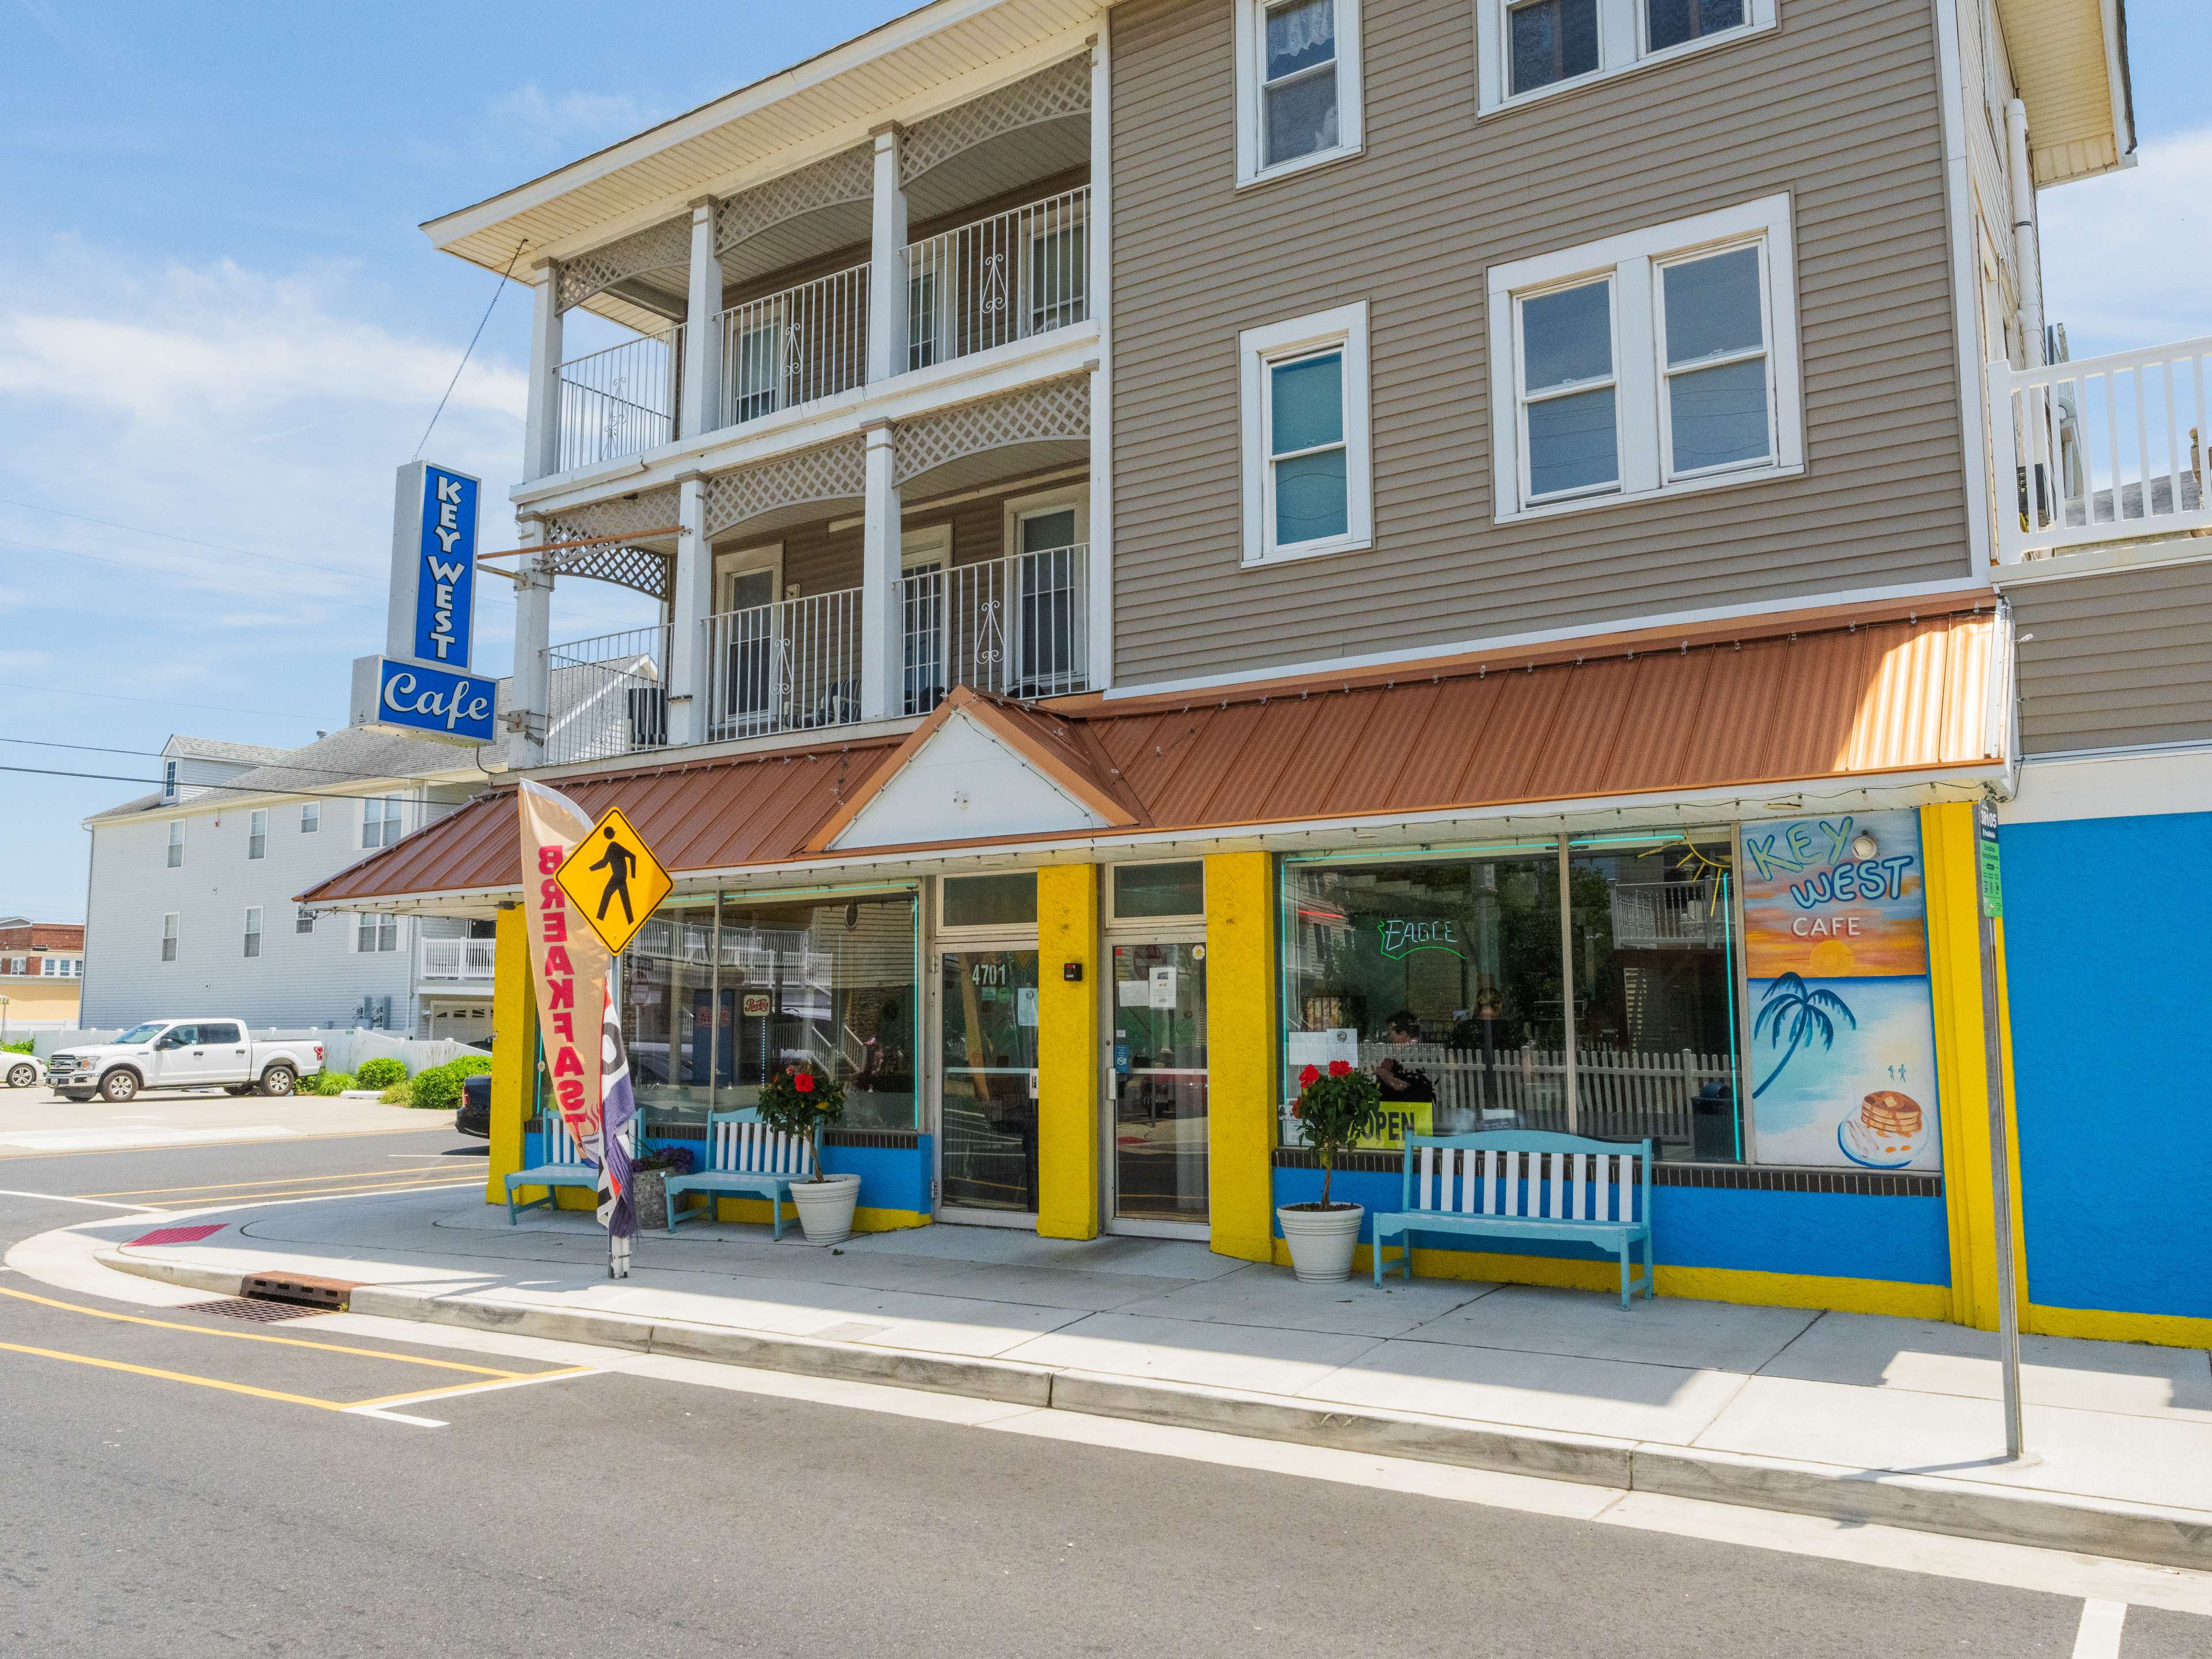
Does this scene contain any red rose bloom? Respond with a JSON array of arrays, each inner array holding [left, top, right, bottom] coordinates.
[[1327, 1059, 1352, 1078], [794, 1071, 815, 1094], [1297, 1064, 1321, 1087]]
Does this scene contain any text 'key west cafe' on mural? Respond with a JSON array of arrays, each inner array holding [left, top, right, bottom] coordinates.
[[1741, 812, 1941, 1172], [348, 460, 497, 745]]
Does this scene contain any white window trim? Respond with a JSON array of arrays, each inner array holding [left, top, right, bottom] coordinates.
[[1001, 483, 1091, 561], [166, 820, 184, 868], [1234, 0, 1365, 190], [248, 808, 268, 859], [161, 912, 179, 962], [244, 906, 263, 959], [1240, 300, 1374, 567], [361, 792, 404, 851], [301, 802, 320, 834], [1475, 0, 1777, 118], [713, 541, 786, 611], [1487, 194, 1801, 524], [1104, 860, 1207, 928]]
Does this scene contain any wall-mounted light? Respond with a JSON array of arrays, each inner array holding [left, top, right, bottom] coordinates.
[[1851, 832, 1880, 861]]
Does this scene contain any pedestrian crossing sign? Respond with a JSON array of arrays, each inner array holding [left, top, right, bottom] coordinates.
[[555, 806, 672, 956]]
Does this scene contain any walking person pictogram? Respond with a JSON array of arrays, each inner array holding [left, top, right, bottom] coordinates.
[[588, 826, 638, 926]]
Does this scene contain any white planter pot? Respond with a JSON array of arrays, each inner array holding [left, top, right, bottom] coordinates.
[[1277, 1203, 1363, 1283], [789, 1173, 861, 1244]]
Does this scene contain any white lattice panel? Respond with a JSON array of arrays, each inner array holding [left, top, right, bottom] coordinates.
[[557, 218, 693, 314], [531, 484, 681, 600], [893, 374, 1090, 487], [714, 145, 874, 256], [900, 55, 1090, 185], [702, 438, 868, 537]]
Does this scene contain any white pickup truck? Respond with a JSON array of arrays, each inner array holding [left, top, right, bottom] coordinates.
[[48, 1020, 325, 1104]]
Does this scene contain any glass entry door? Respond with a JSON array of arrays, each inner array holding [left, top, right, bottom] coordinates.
[[937, 949, 1040, 1213], [1111, 942, 1208, 1224]]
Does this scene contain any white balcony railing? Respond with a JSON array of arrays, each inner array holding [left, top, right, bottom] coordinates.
[[904, 187, 1090, 371], [546, 626, 669, 766], [899, 544, 1090, 710], [714, 263, 871, 432], [556, 325, 683, 472], [702, 589, 864, 742], [1608, 881, 1731, 950], [420, 937, 497, 981], [1991, 336, 2212, 562]]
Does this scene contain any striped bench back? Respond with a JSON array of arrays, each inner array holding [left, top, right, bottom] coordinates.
[[1404, 1133, 1649, 1226], [530, 1115, 589, 1166], [706, 1110, 814, 1177]]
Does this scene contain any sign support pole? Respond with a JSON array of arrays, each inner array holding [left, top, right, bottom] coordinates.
[[1975, 797, 2024, 1460]]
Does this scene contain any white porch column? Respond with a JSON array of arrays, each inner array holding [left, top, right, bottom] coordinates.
[[507, 520, 552, 770], [665, 475, 714, 745], [523, 261, 563, 483], [859, 421, 904, 721], [681, 199, 721, 438], [867, 124, 910, 385], [1085, 29, 1114, 692]]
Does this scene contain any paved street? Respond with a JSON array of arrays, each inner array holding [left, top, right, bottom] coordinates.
[[1, 1114, 2207, 1657]]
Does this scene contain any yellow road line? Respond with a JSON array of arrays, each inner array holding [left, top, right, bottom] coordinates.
[[346, 1366, 600, 1412], [0, 1339, 350, 1410], [142, 1176, 476, 1207], [86, 1166, 453, 1196], [0, 1285, 525, 1376]]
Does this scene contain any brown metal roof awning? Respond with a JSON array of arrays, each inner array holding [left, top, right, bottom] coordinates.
[[303, 594, 2006, 909]]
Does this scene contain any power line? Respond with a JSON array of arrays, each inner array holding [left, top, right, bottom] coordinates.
[[0, 736, 422, 782], [0, 497, 385, 585], [2, 763, 486, 803], [0, 680, 320, 722], [415, 239, 526, 460]]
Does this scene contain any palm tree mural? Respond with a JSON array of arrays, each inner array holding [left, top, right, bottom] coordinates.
[[1752, 973, 1857, 1099]]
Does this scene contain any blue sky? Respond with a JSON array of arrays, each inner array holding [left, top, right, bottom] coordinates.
[[3, 1, 2207, 922]]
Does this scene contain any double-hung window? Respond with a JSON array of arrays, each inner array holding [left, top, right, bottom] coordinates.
[[296, 905, 316, 935], [1234, 0, 1364, 187], [1240, 302, 1373, 565], [248, 808, 267, 860], [362, 794, 403, 850], [1488, 195, 1800, 521], [166, 821, 184, 869], [243, 907, 263, 959], [356, 913, 399, 954], [161, 913, 179, 963], [1478, 0, 1771, 113], [301, 802, 320, 834]]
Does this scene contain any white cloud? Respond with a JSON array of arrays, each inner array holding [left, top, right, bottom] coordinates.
[[2039, 126, 2212, 357], [490, 84, 655, 149]]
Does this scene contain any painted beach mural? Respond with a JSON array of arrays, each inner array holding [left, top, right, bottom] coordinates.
[[1741, 811, 1942, 1171]]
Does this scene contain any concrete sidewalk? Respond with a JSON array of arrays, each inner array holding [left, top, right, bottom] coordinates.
[[56, 1190, 2212, 1570]]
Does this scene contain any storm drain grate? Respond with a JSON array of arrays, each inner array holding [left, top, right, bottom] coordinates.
[[240, 1272, 357, 1310], [179, 1297, 323, 1323]]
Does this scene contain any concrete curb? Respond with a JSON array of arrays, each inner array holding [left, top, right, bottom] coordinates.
[[93, 1248, 2212, 1570]]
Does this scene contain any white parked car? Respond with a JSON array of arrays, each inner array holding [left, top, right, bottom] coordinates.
[[47, 1020, 325, 1104], [4, 1052, 41, 1089]]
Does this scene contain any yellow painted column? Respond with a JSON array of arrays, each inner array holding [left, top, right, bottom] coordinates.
[[1036, 863, 1101, 1238], [1921, 803, 2027, 1331], [1205, 850, 1277, 1262], [486, 903, 536, 1206]]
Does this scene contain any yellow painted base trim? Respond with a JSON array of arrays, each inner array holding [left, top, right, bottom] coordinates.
[[706, 1195, 930, 1233], [2026, 1302, 2212, 1351], [1284, 1240, 1949, 1319]]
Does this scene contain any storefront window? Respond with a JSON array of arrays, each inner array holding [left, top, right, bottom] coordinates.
[[942, 872, 1037, 928], [1111, 861, 1205, 919], [1567, 831, 1744, 1160], [620, 889, 918, 1131], [1282, 847, 1569, 1136]]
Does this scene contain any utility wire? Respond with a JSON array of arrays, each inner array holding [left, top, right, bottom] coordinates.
[[2, 763, 483, 804], [0, 498, 384, 584], [414, 240, 526, 460], [0, 736, 433, 782]]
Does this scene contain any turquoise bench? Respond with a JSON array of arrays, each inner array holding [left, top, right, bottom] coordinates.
[[507, 1115, 599, 1222], [664, 1108, 816, 1240], [1372, 1130, 1654, 1308]]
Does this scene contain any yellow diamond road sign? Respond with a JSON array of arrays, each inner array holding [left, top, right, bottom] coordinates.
[[555, 806, 672, 956]]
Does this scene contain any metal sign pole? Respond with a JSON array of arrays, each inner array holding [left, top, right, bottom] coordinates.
[[1975, 798, 2024, 1460]]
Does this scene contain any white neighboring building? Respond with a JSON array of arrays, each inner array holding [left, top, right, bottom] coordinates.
[[81, 732, 499, 1040]]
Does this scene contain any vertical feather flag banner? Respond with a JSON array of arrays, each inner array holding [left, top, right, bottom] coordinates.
[[516, 779, 635, 1276]]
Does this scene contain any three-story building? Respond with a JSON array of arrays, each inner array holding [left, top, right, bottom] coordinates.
[[308, 0, 2210, 1346]]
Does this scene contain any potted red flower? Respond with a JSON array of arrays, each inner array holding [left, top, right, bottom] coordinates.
[[1279, 1058, 1383, 1282], [755, 1062, 857, 1243]]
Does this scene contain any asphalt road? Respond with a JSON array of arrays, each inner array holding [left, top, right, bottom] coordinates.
[[1, 1119, 2206, 1658]]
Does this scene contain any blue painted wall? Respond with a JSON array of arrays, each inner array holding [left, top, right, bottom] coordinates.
[[524, 1128, 935, 1219], [2003, 810, 2212, 1320], [1271, 1165, 1950, 1285]]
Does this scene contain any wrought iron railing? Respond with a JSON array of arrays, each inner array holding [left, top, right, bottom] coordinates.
[[712, 264, 871, 432], [556, 326, 683, 472], [545, 626, 669, 764], [903, 187, 1090, 371], [897, 543, 1090, 710], [701, 589, 864, 742]]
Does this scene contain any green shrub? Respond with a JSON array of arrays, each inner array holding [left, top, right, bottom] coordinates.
[[355, 1056, 408, 1089], [379, 1082, 410, 1105], [310, 1071, 357, 1097], [445, 1052, 493, 1078], [406, 1064, 465, 1112], [1, 1039, 33, 1056]]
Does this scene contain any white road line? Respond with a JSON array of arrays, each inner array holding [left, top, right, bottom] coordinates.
[[343, 1408, 449, 1429], [2072, 1600, 2127, 1658], [0, 1190, 160, 1212], [340, 1367, 605, 1413]]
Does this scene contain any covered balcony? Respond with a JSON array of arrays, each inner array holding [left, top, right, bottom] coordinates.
[[1991, 332, 2212, 563]]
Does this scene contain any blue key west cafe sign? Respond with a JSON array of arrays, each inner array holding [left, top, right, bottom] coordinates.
[[349, 460, 495, 745]]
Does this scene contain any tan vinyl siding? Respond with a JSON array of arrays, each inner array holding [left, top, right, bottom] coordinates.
[[2008, 558, 2212, 755], [1110, 0, 1972, 688], [738, 473, 1084, 598]]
